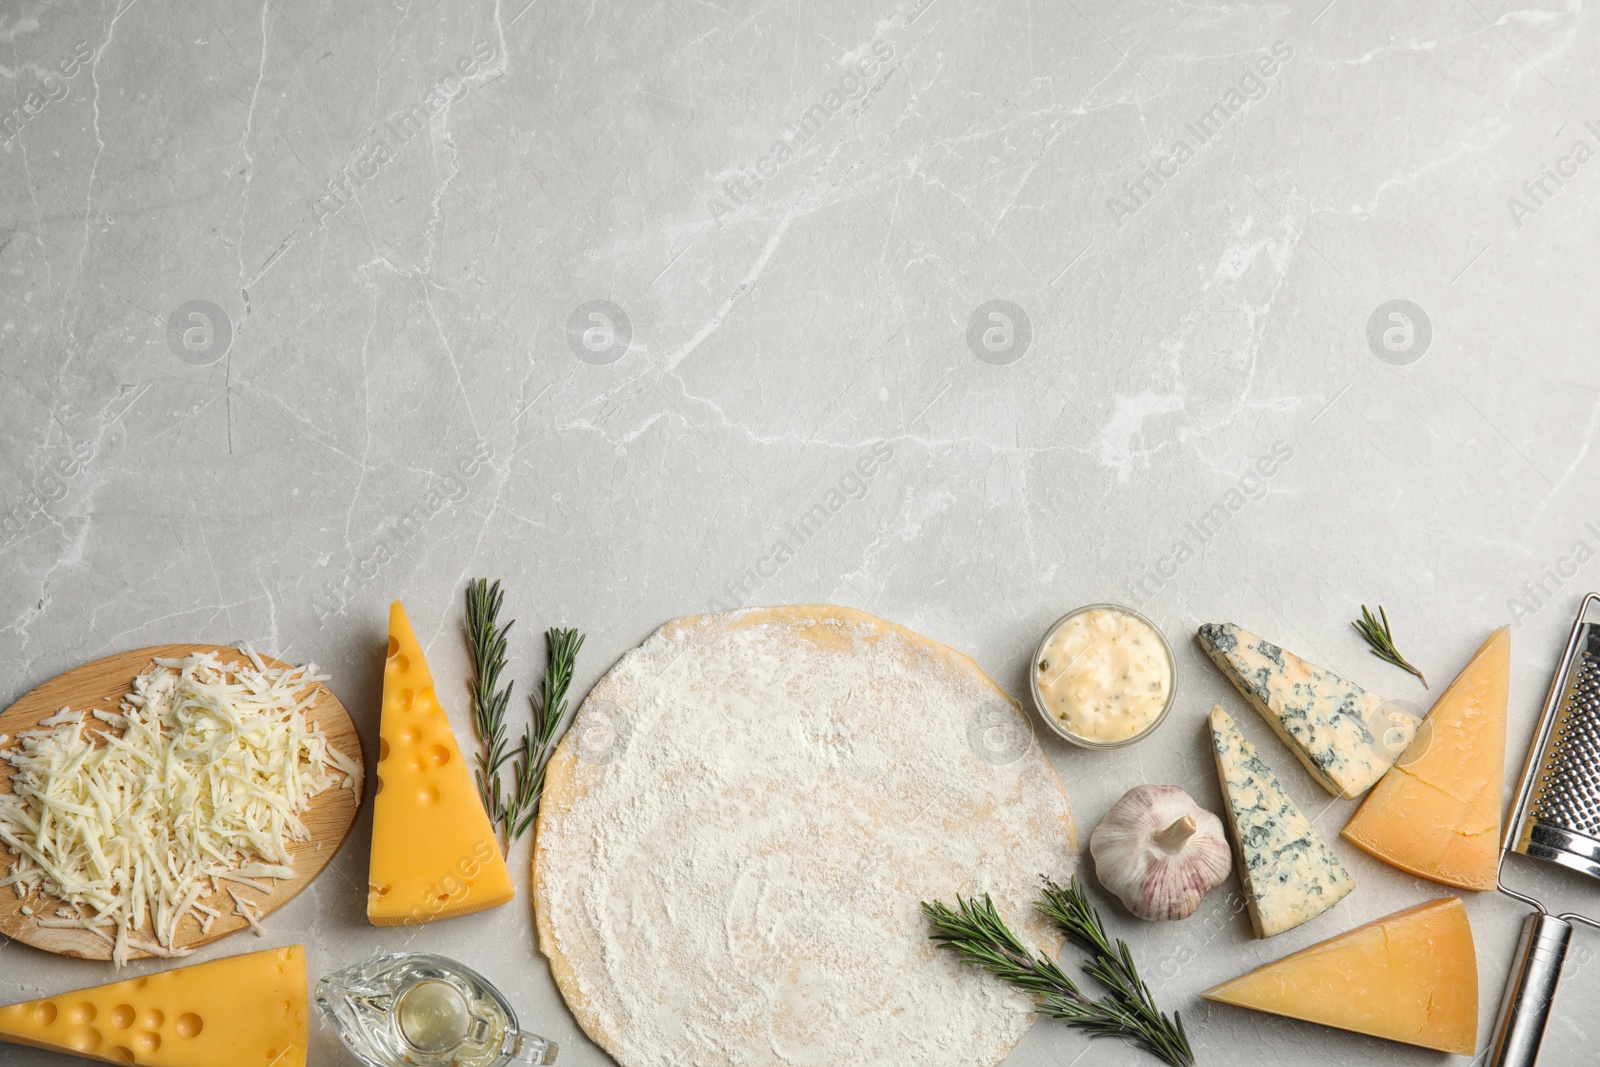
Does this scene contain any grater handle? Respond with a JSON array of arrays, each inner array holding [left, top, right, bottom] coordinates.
[[1489, 912, 1572, 1067]]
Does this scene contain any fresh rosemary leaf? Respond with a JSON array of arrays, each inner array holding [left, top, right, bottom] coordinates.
[[1036, 877, 1194, 1067], [505, 626, 586, 843], [1352, 604, 1428, 688], [466, 578, 516, 832], [924, 877, 1195, 1067], [466, 580, 587, 845]]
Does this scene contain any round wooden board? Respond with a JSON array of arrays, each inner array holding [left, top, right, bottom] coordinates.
[[0, 644, 365, 961]]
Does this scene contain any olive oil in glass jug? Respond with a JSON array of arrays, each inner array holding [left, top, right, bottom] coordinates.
[[316, 954, 557, 1067]]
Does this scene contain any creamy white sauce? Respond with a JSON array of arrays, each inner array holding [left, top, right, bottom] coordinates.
[[1035, 607, 1173, 742]]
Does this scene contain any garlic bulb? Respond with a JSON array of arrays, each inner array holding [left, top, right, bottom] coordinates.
[[1090, 784, 1232, 921]]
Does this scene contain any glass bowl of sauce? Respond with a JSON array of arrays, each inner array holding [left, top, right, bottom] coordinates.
[[1030, 604, 1176, 749]]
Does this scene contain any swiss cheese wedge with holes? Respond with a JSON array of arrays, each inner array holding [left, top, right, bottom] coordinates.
[[1342, 627, 1510, 889], [0, 945, 308, 1067], [367, 601, 514, 925]]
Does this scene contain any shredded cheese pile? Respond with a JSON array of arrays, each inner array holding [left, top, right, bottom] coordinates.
[[0, 648, 360, 966]]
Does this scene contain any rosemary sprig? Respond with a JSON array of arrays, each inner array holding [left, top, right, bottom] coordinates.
[[1352, 604, 1428, 688], [466, 578, 517, 833], [923, 877, 1194, 1067], [465, 580, 587, 844], [1036, 878, 1194, 1067], [504, 626, 586, 842]]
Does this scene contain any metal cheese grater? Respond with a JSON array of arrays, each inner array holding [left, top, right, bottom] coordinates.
[[1491, 592, 1600, 1067]]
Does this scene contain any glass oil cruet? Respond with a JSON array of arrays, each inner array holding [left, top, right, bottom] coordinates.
[[316, 953, 558, 1067]]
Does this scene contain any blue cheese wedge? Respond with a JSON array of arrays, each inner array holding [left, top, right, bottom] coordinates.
[[1209, 704, 1354, 937], [1197, 622, 1418, 799]]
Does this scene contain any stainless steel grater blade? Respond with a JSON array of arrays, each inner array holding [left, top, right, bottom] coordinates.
[[1508, 613, 1600, 876], [1491, 592, 1600, 1067]]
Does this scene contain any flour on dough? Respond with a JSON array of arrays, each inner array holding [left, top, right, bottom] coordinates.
[[534, 605, 1076, 1067]]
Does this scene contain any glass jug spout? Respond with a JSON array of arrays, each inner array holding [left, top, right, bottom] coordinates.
[[500, 1030, 559, 1065]]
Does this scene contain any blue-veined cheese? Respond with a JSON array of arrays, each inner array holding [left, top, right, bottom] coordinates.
[[1197, 623, 1417, 799], [1208, 704, 1354, 937]]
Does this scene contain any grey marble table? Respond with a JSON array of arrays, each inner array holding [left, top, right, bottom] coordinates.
[[3, 0, 1599, 1064]]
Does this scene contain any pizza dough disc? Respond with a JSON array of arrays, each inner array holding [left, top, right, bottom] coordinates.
[[534, 605, 1077, 1066]]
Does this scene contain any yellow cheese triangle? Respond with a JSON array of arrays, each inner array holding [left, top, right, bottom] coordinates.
[[367, 600, 515, 925], [1342, 628, 1509, 890], [1204, 896, 1477, 1055], [0, 946, 308, 1067]]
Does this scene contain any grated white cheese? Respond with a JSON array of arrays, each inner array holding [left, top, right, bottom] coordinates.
[[226, 886, 266, 936], [0, 649, 358, 965], [216, 871, 274, 894]]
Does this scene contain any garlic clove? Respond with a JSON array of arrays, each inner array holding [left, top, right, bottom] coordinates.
[[1090, 784, 1233, 922]]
